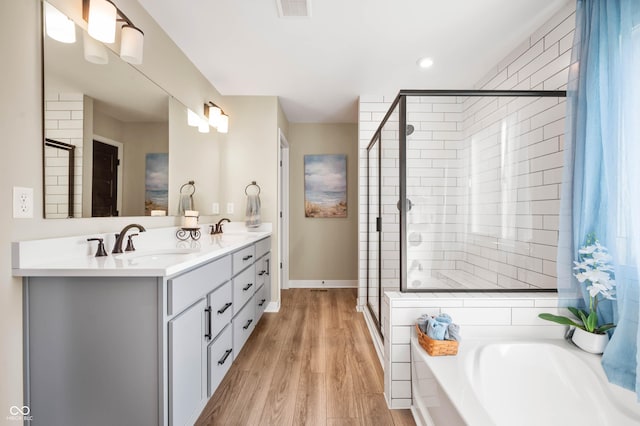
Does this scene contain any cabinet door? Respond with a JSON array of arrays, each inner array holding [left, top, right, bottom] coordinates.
[[169, 299, 206, 426]]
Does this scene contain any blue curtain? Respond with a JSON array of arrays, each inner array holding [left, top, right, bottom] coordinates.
[[558, 0, 640, 397]]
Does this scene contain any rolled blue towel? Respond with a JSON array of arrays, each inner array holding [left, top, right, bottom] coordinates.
[[416, 314, 431, 334], [435, 313, 452, 325], [426, 317, 447, 340], [447, 323, 461, 342]]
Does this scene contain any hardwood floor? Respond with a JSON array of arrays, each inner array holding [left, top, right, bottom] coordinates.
[[196, 288, 415, 426]]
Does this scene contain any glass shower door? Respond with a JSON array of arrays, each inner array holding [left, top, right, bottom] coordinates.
[[367, 136, 380, 327]]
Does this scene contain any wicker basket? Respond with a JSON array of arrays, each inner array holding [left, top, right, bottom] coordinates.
[[415, 324, 459, 356]]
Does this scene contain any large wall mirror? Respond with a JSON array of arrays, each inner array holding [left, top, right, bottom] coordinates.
[[42, 1, 217, 219]]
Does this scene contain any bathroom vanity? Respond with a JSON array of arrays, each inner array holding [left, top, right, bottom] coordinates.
[[13, 227, 271, 426]]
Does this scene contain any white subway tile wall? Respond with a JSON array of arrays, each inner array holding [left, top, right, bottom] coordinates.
[[358, 4, 576, 306], [358, 3, 576, 406], [44, 92, 84, 218]]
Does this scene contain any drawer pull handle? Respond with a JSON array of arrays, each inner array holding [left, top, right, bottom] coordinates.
[[204, 307, 212, 340], [217, 302, 232, 315], [258, 299, 266, 307], [243, 319, 253, 330], [242, 255, 253, 261], [258, 271, 266, 276], [243, 283, 253, 291], [217, 349, 233, 365]]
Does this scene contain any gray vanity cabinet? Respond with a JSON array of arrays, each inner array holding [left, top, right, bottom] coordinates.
[[169, 298, 207, 426], [22, 236, 272, 426]]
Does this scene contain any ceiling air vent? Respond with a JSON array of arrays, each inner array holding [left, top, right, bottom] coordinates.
[[276, 0, 312, 17]]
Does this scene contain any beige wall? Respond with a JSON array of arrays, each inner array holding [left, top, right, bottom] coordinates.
[[122, 122, 169, 216], [288, 123, 358, 280], [168, 97, 223, 217], [0, 1, 282, 417], [219, 96, 283, 302]]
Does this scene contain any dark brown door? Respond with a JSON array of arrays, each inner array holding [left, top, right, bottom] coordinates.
[[92, 140, 119, 217]]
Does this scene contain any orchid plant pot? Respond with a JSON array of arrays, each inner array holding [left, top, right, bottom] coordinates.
[[571, 327, 609, 354]]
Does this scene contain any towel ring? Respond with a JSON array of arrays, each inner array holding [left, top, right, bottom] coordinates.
[[180, 180, 196, 196], [245, 181, 261, 196]]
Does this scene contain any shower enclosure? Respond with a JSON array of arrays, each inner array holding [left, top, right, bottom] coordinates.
[[366, 90, 567, 332]]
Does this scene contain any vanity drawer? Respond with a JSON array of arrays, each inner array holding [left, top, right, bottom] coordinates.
[[168, 256, 231, 316], [207, 325, 233, 397], [232, 264, 256, 314], [207, 281, 233, 339], [255, 237, 271, 260], [232, 245, 256, 275], [255, 284, 267, 323], [232, 296, 255, 359]]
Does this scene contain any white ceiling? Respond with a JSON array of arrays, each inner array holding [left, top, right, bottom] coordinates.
[[137, 0, 570, 124]]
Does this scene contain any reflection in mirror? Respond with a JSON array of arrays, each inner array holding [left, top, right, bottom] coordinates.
[[43, 1, 169, 218]]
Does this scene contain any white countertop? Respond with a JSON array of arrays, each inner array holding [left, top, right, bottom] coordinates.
[[12, 223, 271, 278]]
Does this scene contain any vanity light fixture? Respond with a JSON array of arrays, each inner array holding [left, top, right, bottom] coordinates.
[[204, 102, 229, 134], [206, 103, 221, 127], [119, 24, 144, 64], [83, 32, 109, 64], [187, 109, 200, 127], [198, 118, 210, 133], [85, 0, 117, 43], [44, 2, 77, 44], [83, 0, 145, 64], [217, 113, 229, 134]]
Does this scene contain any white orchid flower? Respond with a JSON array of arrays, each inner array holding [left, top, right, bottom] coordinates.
[[573, 238, 616, 302]]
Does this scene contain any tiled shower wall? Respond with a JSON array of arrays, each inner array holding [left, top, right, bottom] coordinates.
[[358, 1, 576, 307], [44, 92, 83, 218]]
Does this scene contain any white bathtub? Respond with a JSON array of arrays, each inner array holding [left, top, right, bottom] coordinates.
[[411, 336, 640, 426]]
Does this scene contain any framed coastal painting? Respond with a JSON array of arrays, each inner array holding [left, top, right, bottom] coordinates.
[[304, 154, 347, 218], [145, 153, 169, 215]]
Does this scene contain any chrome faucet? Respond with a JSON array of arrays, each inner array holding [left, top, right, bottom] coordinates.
[[112, 224, 147, 253], [210, 218, 231, 235]]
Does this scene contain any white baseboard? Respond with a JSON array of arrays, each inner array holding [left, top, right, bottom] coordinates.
[[288, 280, 357, 288], [264, 301, 280, 313]]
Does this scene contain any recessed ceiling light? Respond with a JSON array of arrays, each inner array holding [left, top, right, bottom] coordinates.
[[417, 57, 434, 69]]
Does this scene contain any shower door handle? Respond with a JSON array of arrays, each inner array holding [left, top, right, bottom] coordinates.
[[397, 199, 413, 212], [376, 217, 381, 232]]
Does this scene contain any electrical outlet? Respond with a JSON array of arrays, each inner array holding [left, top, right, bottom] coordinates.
[[212, 202, 220, 215], [13, 187, 34, 218], [226, 203, 234, 214]]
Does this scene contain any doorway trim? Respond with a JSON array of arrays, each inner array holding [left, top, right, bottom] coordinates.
[[92, 134, 124, 216], [279, 128, 290, 292]]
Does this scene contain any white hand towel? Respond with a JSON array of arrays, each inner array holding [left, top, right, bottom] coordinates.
[[245, 194, 261, 228]]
